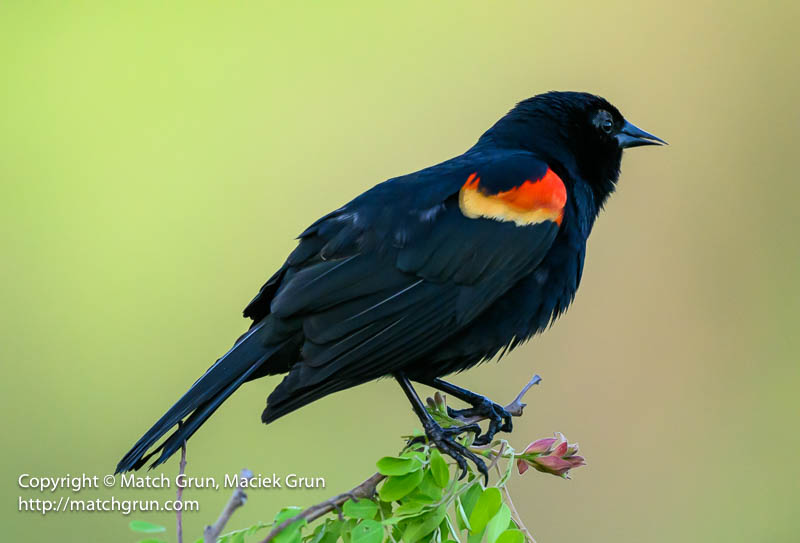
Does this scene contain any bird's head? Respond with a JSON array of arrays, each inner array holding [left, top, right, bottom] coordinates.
[[477, 91, 665, 206]]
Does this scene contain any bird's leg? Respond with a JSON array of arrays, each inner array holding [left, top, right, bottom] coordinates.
[[418, 378, 513, 446], [395, 373, 488, 483]]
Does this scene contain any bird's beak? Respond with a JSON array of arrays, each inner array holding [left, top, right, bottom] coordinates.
[[616, 119, 667, 148]]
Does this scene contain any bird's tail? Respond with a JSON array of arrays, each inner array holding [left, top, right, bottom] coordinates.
[[115, 320, 284, 473]]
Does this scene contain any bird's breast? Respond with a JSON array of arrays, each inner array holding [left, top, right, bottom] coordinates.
[[423, 237, 585, 377]]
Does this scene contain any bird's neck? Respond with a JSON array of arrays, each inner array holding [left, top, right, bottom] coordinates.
[[564, 179, 603, 240]]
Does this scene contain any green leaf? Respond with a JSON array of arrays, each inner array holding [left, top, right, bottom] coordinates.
[[439, 516, 451, 540], [136, 540, 167, 543], [402, 506, 448, 543], [217, 522, 272, 543], [377, 455, 423, 476], [485, 504, 512, 543], [275, 506, 303, 522], [275, 527, 304, 543], [455, 497, 471, 531], [246, 522, 272, 536], [343, 498, 379, 520], [313, 519, 343, 543], [340, 518, 359, 543], [220, 522, 272, 543], [468, 488, 502, 534], [307, 524, 326, 543], [430, 449, 449, 488], [381, 516, 405, 526], [444, 513, 462, 543], [402, 449, 428, 463], [378, 469, 424, 501], [273, 507, 306, 543], [326, 519, 344, 535], [393, 499, 432, 518], [413, 470, 443, 502], [495, 529, 525, 543], [467, 528, 485, 543], [129, 520, 166, 534], [351, 519, 383, 543], [379, 500, 394, 519], [460, 483, 483, 519]]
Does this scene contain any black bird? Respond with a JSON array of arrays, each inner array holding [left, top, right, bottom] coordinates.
[[116, 91, 664, 478]]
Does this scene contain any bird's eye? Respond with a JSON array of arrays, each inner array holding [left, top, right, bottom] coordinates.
[[595, 110, 614, 135]]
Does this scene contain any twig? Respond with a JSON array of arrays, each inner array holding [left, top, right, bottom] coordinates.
[[204, 468, 254, 543], [457, 373, 542, 424], [486, 441, 506, 473], [257, 472, 385, 543], [176, 440, 187, 543]]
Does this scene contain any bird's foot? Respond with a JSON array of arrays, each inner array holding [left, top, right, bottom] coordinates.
[[411, 420, 488, 484], [447, 398, 513, 446]]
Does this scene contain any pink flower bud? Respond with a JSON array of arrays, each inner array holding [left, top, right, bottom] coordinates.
[[552, 440, 568, 457], [523, 437, 558, 454], [531, 454, 574, 476], [567, 456, 586, 468], [517, 432, 586, 478]]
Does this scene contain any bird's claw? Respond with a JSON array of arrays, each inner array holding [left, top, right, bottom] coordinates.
[[447, 398, 513, 446], [412, 420, 489, 485], [408, 422, 481, 447]]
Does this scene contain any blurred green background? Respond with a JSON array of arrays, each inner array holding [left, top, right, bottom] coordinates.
[[2, 2, 799, 542]]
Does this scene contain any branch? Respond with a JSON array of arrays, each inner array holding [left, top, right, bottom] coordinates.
[[257, 472, 385, 543], [204, 468, 254, 543], [176, 440, 187, 543], [459, 373, 541, 423]]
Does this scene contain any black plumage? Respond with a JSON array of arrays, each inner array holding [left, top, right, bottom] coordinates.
[[116, 91, 664, 475]]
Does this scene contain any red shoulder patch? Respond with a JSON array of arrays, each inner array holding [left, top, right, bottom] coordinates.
[[459, 169, 567, 226]]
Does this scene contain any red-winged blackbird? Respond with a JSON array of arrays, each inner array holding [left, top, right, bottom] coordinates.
[[116, 91, 664, 478]]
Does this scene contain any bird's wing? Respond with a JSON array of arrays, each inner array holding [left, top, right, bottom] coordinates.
[[251, 151, 568, 420]]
